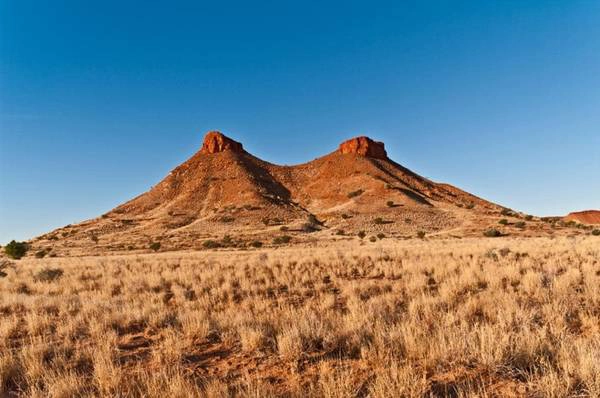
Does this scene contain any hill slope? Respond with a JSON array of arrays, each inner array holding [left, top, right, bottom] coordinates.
[[30, 131, 569, 255]]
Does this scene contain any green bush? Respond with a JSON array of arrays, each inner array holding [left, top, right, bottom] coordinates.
[[592, 229, 600, 236], [369, 236, 377, 242], [465, 203, 475, 210], [373, 217, 385, 225], [203, 240, 221, 249], [498, 219, 508, 225], [386, 201, 394, 207], [149, 242, 161, 252], [249, 240, 263, 248], [524, 215, 534, 221], [273, 235, 292, 245], [5, 240, 28, 259], [357, 231, 366, 239], [417, 231, 426, 239], [347, 189, 364, 199], [514, 221, 526, 229], [500, 208, 513, 216], [35, 249, 48, 259], [376, 233, 385, 240], [219, 216, 235, 223], [484, 228, 502, 237]]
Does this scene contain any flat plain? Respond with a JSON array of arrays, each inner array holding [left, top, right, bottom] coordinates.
[[1, 236, 599, 397]]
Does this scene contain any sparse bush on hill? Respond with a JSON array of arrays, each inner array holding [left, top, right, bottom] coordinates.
[[386, 201, 394, 207], [373, 217, 385, 225], [369, 236, 377, 242], [376, 233, 385, 240], [222, 235, 233, 246], [336, 229, 345, 236], [347, 189, 364, 199], [261, 217, 270, 226], [417, 231, 426, 239], [279, 226, 289, 232], [484, 228, 502, 237], [90, 234, 99, 243], [498, 219, 508, 225], [515, 221, 526, 229], [220, 216, 235, 223], [525, 215, 534, 221], [203, 240, 221, 249], [249, 240, 263, 248], [34, 267, 63, 282], [35, 249, 49, 259], [465, 203, 475, 209], [149, 242, 161, 252], [592, 229, 600, 236], [4, 240, 28, 259], [357, 231, 366, 239], [500, 208, 514, 216], [273, 235, 292, 245], [341, 213, 351, 219]]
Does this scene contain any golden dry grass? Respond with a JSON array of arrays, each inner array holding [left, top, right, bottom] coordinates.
[[1, 237, 599, 397]]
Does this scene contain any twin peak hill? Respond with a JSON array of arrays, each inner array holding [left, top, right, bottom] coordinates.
[[32, 131, 573, 255]]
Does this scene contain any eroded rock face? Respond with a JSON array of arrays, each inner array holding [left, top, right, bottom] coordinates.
[[565, 210, 600, 225], [339, 136, 387, 159], [201, 131, 244, 154]]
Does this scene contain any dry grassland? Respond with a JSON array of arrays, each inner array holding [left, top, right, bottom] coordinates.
[[1, 237, 599, 397]]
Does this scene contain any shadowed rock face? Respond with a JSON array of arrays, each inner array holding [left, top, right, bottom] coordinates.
[[201, 131, 244, 154], [338, 136, 387, 159]]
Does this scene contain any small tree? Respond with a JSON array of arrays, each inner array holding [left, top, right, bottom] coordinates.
[[5, 241, 28, 259]]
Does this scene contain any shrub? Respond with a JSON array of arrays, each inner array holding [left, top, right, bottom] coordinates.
[[376, 233, 385, 240], [35, 249, 48, 259], [335, 229, 345, 236], [465, 203, 475, 209], [220, 216, 235, 223], [386, 201, 394, 207], [500, 208, 513, 216], [374, 217, 384, 225], [34, 267, 63, 282], [369, 236, 377, 242], [203, 240, 221, 249], [90, 234, 99, 243], [273, 235, 292, 245], [4, 240, 28, 259], [280, 226, 289, 232], [261, 217, 270, 226], [149, 242, 161, 252], [417, 231, 426, 239], [341, 213, 351, 219], [498, 219, 509, 225], [484, 228, 502, 237], [525, 215, 534, 221], [357, 231, 366, 239], [249, 240, 263, 248], [301, 223, 317, 233], [222, 235, 233, 246], [515, 221, 526, 229], [592, 229, 600, 236], [347, 189, 364, 199]]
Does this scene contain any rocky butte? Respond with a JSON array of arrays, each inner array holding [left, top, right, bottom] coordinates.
[[338, 136, 388, 159], [200, 131, 244, 154]]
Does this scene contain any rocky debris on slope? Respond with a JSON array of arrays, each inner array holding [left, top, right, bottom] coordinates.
[[339, 136, 387, 159], [201, 131, 244, 154], [564, 210, 600, 225]]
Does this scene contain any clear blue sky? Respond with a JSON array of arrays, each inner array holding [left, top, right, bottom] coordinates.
[[1, 1, 599, 243]]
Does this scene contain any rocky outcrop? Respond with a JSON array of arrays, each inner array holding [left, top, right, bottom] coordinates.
[[564, 210, 600, 225], [201, 131, 244, 154], [338, 136, 387, 160]]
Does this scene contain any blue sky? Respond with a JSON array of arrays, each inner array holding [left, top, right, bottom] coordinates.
[[1, 1, 599, 243]]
